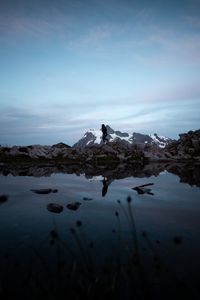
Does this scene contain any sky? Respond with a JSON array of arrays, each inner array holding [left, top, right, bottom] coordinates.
[[0, 0, 200, 146]]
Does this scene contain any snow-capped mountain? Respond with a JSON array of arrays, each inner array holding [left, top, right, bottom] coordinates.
[[73, 125, 172, 149]]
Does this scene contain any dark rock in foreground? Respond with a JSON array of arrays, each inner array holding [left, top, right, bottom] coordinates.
[[0, 195, 8, 204], [67, 202, 81, 211], [31, 188, 58, 194], [47, 203, 63, 213], [83, 197, 93, 201]]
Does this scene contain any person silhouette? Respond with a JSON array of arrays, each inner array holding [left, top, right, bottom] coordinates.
[[101, 124, 108, 143]]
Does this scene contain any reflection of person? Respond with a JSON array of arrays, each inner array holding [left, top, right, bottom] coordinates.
[[102, 177, 113, 197], [101, 124, 108, 143]]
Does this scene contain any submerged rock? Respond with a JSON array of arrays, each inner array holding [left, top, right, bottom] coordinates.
[[173, 236, 182, 245], [31, 188, 58, 194], [67, 202, 81, 211], [47, 203, 63, 213], [0, 194, 8, 204], [83, 197, 93, 201]]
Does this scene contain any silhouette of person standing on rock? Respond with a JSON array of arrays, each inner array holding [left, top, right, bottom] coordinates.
[[101, 124, 108, 143]]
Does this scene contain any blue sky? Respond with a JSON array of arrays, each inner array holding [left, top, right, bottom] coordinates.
[[0, 0, 200, 145]]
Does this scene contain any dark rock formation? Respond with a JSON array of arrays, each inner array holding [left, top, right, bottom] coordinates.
[[130, 132, 152, 145], [52, 142, 71, 149], [0, 195, 8, 204], [0, 128, 199, 164], [165, 129, 200, 161], [67, 202, 81, 211], [30, 188, 58, 194], [75, 140, 146, 164], [47, 203, 63, 213]]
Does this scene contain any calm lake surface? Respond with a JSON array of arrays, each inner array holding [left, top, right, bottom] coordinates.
[[0, 163, 200, 299]]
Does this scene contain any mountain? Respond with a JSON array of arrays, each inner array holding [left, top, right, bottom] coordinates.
[[1, 128, 199, 163], [73, 125, 172, 149]]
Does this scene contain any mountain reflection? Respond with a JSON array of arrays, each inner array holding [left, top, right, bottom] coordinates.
[[0, 162, 200, 187]]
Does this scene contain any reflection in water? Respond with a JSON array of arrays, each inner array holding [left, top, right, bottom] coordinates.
[[132, 183, 154, 195], [1, 162, 200, 187], [167, 164, 200, 187], [0, 163, 200, 299], [102, 177, 114, 197]]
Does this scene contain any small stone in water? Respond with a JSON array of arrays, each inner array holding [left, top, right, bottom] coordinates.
[[67, 202, 81, 211], [173, 236, 182, 245], [83, 197, 93, 201], [31, 188, 58, 194], [76, 220, 82, 227], [0, 195, 8, 204], [47, 203, 63, 213], [50, 230, 58, 238]]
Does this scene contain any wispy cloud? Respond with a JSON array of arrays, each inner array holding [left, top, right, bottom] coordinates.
[[0, 95, 199, 145], [68, 23, 123, 51], [0, 11, 76, 46], [184, 15, 200, 28], [123, 26, 200, 66]]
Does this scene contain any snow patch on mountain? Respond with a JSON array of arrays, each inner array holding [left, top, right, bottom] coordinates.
[[109, 132, 131, 142], [89, 129, 102, 144], [149, 133, 171, 148], [73, 126, 172, 149]]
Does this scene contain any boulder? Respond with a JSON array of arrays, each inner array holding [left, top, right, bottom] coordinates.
[[0, 194, 8, 204], [67, 202, 81, 211], [31, 188, 58, 194], [47, 203, 63, 213], [165, 129, 200, 160]]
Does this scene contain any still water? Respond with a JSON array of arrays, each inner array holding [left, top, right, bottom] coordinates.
[[0, 163, 200, 299]]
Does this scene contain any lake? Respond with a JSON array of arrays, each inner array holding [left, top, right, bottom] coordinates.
[[0, 163, 200, 299]]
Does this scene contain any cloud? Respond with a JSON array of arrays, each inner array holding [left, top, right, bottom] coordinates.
[[0, 105, 97, 145], [68, 23, 123, 51], [0, 9, 76, 46], [125, 27, 200, 66], [1, 0, 200, 68], [0, 15, 51, 37], [1, 95, 199, 145], [184, 15, 200, 28]]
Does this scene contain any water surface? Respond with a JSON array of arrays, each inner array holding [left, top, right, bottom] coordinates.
[[0, 163, 200, 299]]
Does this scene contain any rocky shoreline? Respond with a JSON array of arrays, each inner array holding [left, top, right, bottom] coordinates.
[[0, 129, 200, 164]]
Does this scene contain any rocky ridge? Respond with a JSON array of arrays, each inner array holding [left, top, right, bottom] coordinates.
[[0, 143, 71, 160], [0, 128, 200, 163], [165, 129, 200, 161]]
